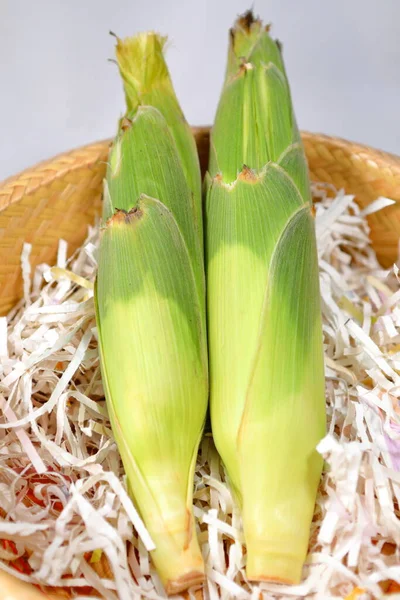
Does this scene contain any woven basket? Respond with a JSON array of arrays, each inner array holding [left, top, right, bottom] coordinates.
[[1, 129, 400, 318], [1, 130, 400, 599]]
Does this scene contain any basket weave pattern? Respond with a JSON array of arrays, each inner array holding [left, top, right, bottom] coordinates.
[[302, 133, 400, 264], [1, 130, 400, 316]]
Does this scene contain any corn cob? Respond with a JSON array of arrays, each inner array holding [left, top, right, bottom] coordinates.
[[95, 33, 207, 594], [206, 12, 325, 584]]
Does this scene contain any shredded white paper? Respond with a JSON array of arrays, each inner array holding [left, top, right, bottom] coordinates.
[[1, 186, 400, 600]]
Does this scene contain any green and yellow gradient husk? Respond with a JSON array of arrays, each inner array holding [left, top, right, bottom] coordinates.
[[115, 33, 203, 247], [206, 12, 325, 584], [95, 33, 207, 594]]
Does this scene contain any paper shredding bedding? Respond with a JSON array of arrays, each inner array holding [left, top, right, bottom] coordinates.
[[0, 185, 400, 600]]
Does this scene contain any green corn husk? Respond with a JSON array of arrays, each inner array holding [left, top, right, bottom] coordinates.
[[114, 33, 203, 248], [95, 33, 207, 594], [206, 12, 325, 584]]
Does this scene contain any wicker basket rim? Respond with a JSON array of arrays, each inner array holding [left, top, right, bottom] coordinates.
[[1, 129, 399, 213]]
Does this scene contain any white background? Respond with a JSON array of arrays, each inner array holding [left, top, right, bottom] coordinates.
[[1, 0, 399, 180]]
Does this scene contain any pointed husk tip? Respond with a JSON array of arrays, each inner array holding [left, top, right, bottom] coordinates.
[[113, 30, 171, 112]]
